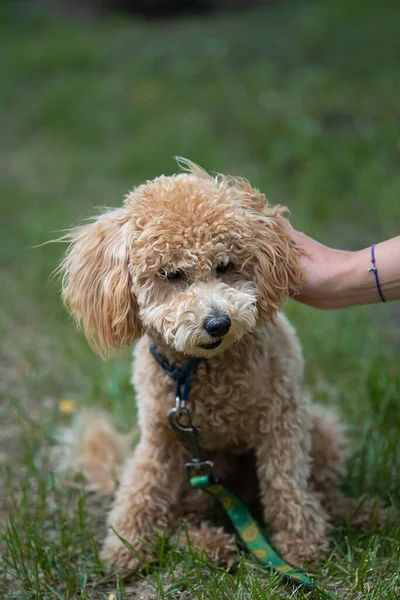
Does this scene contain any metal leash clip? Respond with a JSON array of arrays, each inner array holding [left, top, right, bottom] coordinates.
[[168, 398, 214, 477]]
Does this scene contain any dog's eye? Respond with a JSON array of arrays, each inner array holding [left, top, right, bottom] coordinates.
[[216, 261, 230, 275], [164, 270, 183, 281]]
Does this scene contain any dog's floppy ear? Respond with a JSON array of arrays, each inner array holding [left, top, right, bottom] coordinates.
[[251, 205, 305, 320], [60, 208, 142, 358]]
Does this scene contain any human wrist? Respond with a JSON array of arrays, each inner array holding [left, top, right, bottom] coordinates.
[[293, 231, 400, 309], [319, 249, 358, 309], [331, 247, 382, 308]]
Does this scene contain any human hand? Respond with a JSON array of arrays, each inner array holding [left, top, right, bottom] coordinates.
[[289, 230, 353, 309], [289, 230, 400, 308]]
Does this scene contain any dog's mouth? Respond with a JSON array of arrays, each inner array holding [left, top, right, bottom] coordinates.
[[198, 339, 222, 350]]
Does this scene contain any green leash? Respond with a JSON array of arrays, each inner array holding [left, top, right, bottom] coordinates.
[[191, 475, 337, 598], [149, 344, 337, 598]]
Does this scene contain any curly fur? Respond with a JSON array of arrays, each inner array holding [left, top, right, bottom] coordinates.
[[59, 160, 392, 573], [54, 409, 133, 493]]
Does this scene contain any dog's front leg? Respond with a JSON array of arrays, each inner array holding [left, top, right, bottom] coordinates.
[[101, 432, 187, 573], [255, 398, 330, 567]]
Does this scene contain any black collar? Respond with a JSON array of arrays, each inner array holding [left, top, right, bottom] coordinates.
[[149, 344, 204, 402]]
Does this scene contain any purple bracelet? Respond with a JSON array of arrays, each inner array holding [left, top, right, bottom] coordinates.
[[368, 244, 386, 302]]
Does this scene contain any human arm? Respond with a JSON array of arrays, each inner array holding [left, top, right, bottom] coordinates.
[[291, 232, 400, 309]]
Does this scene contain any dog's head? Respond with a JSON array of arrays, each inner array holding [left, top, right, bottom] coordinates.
[[60, 160, 303, 358]]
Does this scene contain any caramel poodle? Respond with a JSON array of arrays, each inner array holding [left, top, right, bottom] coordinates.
[[59, 160, 386, 572]]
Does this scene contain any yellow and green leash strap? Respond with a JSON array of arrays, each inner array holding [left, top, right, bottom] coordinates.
[[190, 475, 337, 599]]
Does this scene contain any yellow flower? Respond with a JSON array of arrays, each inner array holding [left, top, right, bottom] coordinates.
[[58, 398, 77, 415]]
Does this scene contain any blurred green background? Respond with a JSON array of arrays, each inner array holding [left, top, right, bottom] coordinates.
[[1, 1, 399, 598]]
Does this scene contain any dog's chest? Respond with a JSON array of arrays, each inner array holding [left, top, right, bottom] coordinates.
[[186, 358, 272, 451], [134, 320, 302, 451]]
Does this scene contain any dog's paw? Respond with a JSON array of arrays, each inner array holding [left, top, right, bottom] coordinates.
[[176, 523, 238, 568], [329, 494, 397, 529], [101, 534, 144, 574], [272, 529, 330, 568], [272, 497, 330, 568]]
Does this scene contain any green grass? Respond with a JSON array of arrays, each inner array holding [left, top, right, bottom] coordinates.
[[1, 0, 400, 597]]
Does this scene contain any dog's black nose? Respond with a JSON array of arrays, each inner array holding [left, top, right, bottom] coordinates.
[[203, 314, 231, 338]]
